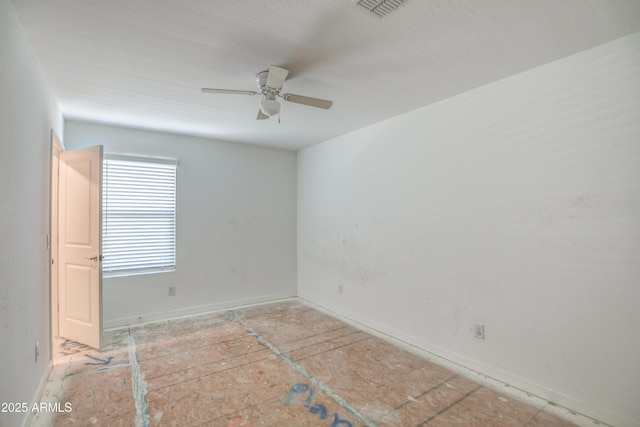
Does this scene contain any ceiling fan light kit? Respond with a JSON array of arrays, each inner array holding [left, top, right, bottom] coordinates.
[[260, 98, 281, 117], [201, 65, 332, 121]]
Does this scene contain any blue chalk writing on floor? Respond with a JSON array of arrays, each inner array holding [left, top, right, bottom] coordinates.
[[229, 310, 374, 426], [285, 383, 352, 426], [285, 383, 315, 407], [309, 403, 328, 419], [331, 412, 353, 426], [84, 354, 114, 365]]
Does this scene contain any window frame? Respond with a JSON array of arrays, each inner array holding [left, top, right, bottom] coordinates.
[[101, 154, 178, 277]]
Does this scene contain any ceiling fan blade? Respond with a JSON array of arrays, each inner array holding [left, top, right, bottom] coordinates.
[[282, 93, 333, 109], [201, 88, 259, 95], [266, 65, 289, 89], [256, 109, 269, 120]]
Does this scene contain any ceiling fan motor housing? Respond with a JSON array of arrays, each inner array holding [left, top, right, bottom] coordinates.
[[256, 70, 270, 93]]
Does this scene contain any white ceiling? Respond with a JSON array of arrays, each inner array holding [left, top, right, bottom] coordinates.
[[10, 0, 640, 150]]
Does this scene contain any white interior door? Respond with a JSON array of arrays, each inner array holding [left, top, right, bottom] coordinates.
[[58, 145, 103, 349]]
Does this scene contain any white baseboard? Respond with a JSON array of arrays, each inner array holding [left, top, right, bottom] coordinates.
[[300, 297, 637, 427], [104, 292, 297, 329]]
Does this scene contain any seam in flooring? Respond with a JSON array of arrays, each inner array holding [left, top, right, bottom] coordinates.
[[228, 309, 378, 427], [148, 348, 273, 392], [63, 363, 130, 378], [293, 335, 373, 362], [416, 384, 483, 426], [125, 334, 150, 427], [392, 374, 459, 412]]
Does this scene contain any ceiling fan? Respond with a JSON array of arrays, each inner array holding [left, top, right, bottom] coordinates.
[[201, 65, 333, 120]]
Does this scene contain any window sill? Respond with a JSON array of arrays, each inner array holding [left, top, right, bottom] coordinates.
[[103, 268, 175, 279]]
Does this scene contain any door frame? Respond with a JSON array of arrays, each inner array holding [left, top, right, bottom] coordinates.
[[50, 131, 63, 350]]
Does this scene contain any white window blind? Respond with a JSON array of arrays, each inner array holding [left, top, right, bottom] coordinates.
[[102, 156, 177, 276]]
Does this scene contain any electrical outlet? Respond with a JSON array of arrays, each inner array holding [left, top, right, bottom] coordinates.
[[35, 341, 40, 362], [168, 285, 176, 296], [474, 323, 485, 340]]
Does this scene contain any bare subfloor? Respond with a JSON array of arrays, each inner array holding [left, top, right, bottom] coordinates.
[[42, 300, 579, 426]]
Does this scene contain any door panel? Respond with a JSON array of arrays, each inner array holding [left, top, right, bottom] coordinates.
[[65, 264, 92, 323], [58, 145, 103, 349]]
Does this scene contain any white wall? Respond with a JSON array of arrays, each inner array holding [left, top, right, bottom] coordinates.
[[0, 0, 63, 426], [298, 33, 640, 427], [64, 121, 297, 326]]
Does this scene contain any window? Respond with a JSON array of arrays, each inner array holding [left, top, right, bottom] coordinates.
[[102, 155, 177, 276]]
